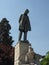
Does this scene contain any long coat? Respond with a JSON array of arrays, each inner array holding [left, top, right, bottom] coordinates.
[[19, 14, 31, 32]]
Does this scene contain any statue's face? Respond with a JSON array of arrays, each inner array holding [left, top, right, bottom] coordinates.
[[26, 11, 29, 14], [24, 9, 29, 14]]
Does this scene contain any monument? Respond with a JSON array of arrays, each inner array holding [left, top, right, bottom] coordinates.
[[18, 9, 31, 41], [14, 9, 42, 65]]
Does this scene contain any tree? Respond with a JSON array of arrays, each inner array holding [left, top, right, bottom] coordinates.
[[40, 51, 49, 65], [0, 18, 14, 65], [0, 43, 14, 65], [0, 18, 14, 46]]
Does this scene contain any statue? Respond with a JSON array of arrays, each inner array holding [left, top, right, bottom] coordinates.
[[18, 9, 31, 41]]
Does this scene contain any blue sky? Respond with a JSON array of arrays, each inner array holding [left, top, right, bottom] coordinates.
[[0, 0, 49, 55]]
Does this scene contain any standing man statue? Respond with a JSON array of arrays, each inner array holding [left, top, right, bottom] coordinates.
[[18, 9, 31, 41]]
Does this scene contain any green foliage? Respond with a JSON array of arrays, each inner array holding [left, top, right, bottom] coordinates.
[[40, 51, 49, 65], [0, 18, 14, 46]]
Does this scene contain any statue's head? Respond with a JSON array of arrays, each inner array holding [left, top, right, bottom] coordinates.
[[24, 9, 29, 15]]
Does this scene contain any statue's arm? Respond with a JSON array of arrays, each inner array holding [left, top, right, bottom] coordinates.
[[19, 14, 22, 23], [27, 16, 31, 31]]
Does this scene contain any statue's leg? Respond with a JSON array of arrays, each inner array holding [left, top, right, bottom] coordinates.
[[18, 31, 22, 41], [24, 32, 27, 41]]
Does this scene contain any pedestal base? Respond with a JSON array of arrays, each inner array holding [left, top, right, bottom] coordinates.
[[14, 41, 41, 65]]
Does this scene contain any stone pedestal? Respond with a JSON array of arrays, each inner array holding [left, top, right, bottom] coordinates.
[[14, 41, 41, 65], [14, 41, 30, 65]]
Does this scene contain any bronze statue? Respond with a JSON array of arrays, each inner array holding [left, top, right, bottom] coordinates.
[[18, 9, 31, 41]]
